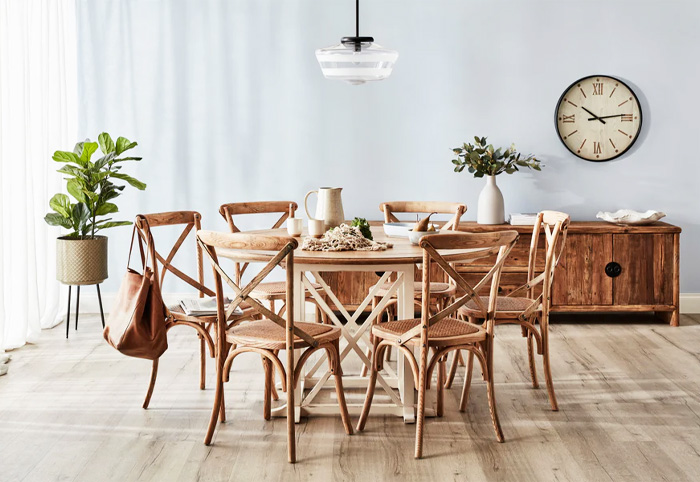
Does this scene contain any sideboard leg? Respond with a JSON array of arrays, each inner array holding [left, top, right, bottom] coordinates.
[[655, 311, 678, 326]]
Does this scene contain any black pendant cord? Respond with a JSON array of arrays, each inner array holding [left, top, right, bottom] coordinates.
[[341, 0, 373, 52]]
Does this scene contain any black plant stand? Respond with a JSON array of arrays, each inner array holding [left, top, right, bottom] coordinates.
[[65, 284, 106, 339]]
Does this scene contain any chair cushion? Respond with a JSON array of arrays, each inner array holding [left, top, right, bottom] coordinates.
[[459, 296, 535, 317], [251, 281, 323, 299], [226, 319, 340, 349], [372, 317, 486, 346], [371, 281, 455, 297]]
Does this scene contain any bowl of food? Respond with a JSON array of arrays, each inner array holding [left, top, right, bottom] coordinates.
[[407, 212, 439, 245], [408, 227, 439, 245]]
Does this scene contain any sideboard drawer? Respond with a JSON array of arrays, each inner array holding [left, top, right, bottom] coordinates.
[[552, 234, 613, 306]]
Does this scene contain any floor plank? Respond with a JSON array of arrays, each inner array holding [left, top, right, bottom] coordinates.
[[1, 313, 699, 481]]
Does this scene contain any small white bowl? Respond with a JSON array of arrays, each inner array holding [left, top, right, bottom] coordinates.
[[408, 229, 440, 245], [383, 222, 414, 238]]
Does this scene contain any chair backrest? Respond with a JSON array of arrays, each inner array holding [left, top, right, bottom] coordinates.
[[219, 201, 298, 283], [520, 211, 570, 313], [196, 230, 318, 348], [394, 231, 519, 346], [380, 201, 467, 231], [135, 211, 214, 298]]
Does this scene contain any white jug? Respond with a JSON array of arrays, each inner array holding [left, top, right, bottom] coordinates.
[[304, 187, 345, 229]]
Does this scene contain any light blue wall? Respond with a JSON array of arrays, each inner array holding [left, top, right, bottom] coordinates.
[[76, 0, 700, 292]]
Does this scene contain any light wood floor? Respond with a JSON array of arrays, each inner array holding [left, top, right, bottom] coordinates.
[[1, 313, 700, 481]]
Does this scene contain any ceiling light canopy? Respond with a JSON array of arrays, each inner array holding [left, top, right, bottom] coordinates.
[[315, 0, 398, 85]]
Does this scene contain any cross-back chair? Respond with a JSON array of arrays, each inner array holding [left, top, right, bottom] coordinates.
[[135, 212, 254, 409], [197, 230, 352, 463], [219, 201, 327, 322], [457, 211, 570, 411], [357, 230, 519, 459], [362, 201, 468, 377]]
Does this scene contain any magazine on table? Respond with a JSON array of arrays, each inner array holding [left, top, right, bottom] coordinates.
[[509, 213, 538, 225]]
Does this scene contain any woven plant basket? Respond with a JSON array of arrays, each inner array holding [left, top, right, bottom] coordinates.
[[56, 236, 108, 285]]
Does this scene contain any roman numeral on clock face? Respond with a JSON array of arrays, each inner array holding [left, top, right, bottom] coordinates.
[[621, 114, 633, 122], [593, 142, 602, 154], [563, 114, 575, 123], [592, 82, 603, 95]]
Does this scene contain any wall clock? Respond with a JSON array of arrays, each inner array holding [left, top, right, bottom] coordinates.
[[555, 75, 642, 161]]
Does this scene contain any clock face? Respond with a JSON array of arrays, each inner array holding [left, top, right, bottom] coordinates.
[[555, 75, 642, 161]]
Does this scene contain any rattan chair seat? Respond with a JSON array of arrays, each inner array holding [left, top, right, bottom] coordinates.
[[251, 281, 323, 300], [371, 281, 455, 298], [459, 296, 535, 317], [226, 319, 341, 349], [372, 317, 486, 347]]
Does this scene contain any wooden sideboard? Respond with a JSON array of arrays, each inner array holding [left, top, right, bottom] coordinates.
[[318, 221, 681, 326]]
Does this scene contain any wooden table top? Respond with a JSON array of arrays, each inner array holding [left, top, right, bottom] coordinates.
[[215, 226, 506, 266]]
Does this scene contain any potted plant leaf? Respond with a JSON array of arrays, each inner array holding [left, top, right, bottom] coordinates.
[[45, 133, 146, 285], [451, 136, 542, 224]]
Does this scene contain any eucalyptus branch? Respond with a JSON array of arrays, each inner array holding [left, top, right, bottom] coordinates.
[[451, 136, 543, 178]]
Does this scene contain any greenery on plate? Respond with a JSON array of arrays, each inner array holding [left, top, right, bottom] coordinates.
[[351, 217, 373, 240], [44, 133, 146, 239], [451, 136, 542, 177]]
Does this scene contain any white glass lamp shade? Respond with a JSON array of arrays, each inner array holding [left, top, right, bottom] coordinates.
[[315, 41, 398, 85]]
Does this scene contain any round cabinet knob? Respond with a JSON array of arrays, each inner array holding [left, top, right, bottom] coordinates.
[[605, 261, 622, 278]]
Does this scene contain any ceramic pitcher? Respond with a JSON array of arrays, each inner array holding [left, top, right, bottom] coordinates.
[[304, 187, 345, 229]]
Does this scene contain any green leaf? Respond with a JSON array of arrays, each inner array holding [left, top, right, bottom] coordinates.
[[80, 142, 98, 165], [469, 151, 480, 162], [66, 178, 87, 202], [112, 157, 142, 162], [73, 142, 84, 156], [93, 152, 116, 170], [95, 202, 118, 216], [98, 132, 115, 154], [49, 193, 71, 218], [57, 164, 86, 179], [53, 151, 81, 164], [71, 203, 90, 231], [115, 137, 137, 155], [110, 172, 146, 190], [93, 221, 132, 230], [44, 213, 72, 229], [451, 159, 461, 165]]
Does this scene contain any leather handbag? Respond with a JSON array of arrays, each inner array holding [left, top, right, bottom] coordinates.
[[103, 222, 168, 360]]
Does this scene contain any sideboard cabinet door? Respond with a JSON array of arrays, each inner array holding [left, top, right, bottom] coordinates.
[[612, 234, 675, 306], [552, 234, 613, 307]]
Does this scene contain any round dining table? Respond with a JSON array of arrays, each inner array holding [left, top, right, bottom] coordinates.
[[216, 225, 467, 423]]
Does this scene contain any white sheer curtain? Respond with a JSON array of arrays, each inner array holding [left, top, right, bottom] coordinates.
[[0, 0, 77, 350]]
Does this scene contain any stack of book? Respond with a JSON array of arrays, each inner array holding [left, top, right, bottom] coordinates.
[[509, 213, 538, 225], [179, 297, 241, 316]]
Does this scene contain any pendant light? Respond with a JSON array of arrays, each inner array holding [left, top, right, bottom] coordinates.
[[315, 0, 398, 85]]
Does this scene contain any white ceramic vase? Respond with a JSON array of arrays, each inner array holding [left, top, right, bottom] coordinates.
[[477, 175, 505, 225]]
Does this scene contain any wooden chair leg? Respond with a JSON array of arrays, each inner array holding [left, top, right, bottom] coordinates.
[[445, 350, 459, 388], [263, 356, 272, 420], [199, 335, 206, 390], [329, 339, 353, 434], [204, 357, 224, 445], [361, 298, 378, 378], [436, 355, 446, 417], [414, 341, 429, 459], [357, 338, 382, 431], [270, 349, 280, 400], [541, 316, 559, 411], [286, 340, 296, 463], [143, 358, 159, 409], [527, 330, 539, 388], [384, 303, 394, 362], [459, 351, 474, 412], [484, 338, 504, 443]]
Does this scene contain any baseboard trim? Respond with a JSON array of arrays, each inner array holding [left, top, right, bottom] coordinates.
[[70, 291, 700, 315]]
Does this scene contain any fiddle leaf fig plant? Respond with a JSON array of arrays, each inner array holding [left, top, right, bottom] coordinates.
[[452, 136, 542, 178], [44, 133, 146, 239]]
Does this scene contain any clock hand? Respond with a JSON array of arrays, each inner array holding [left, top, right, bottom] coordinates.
[[582, 106, 606, 124], [587, 114, 628, 121]]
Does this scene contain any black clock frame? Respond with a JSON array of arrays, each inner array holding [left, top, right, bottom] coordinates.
[[554, 74, 643, 162]]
